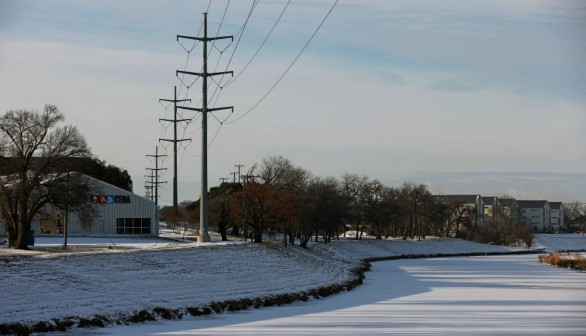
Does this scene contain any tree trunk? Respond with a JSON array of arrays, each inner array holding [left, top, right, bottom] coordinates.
[[254, 229, 263, 243], [5, 223, 16, 248], [7, 231, 16, 248], [15, 224, 29, 250]]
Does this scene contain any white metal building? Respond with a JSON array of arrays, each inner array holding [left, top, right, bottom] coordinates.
[[1, 174, 158, 237]]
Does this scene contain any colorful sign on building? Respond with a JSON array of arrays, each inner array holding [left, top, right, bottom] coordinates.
[[90, 195, 131, 204]]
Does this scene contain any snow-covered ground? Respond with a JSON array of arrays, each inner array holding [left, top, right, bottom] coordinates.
[[0, 234, 584, 335], [533, 233, 586, 251], [85, 254, 586, 336]]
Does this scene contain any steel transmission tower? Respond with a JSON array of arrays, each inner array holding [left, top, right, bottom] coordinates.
[[146, 146, 167, 207], [159, 86, 191, 215], [176, 13, 233, 242]]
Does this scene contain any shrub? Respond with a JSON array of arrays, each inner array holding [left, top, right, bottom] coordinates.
[[464, 222, 533, 247], [0, 323, 30, 336], [539, 252, 586, 271], [153, 307, 182, 320], [127, 310, 156, 323], [31, 321, 55, 333]]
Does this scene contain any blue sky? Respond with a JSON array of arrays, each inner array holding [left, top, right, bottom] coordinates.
[[1, 0, 585, 204]]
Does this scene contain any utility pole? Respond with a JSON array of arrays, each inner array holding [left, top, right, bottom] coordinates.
[[144, 185, 154, 200], [144, 173, 155, 201], [230, 171, 237, 183], [146, 146, 167, 207], [176, 12, 233, 243], [219, 177, 229, 184], [235, 164, 244, 184], [159, 86, 191, 215]]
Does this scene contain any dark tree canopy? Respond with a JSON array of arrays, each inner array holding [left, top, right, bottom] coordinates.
[[0, 155, 132, 192], [74, 157, 133, 192]]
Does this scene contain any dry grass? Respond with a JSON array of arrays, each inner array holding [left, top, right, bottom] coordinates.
[[539, 252, 586, 271]]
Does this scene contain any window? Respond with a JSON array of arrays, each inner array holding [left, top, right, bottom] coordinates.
[[40, 214, 64, 234], [116, 218, 151, 234]]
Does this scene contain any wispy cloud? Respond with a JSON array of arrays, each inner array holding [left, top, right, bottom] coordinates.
[[0, 0, 584, 204]]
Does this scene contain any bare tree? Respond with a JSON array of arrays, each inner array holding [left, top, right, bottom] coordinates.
[[400, 182, 431, 240], [257, 155, 310, 244], [340, 173, 370, 239], [209, 183, 242, 241], [563, 201, 586, 231], [231, 182, 284, 243], [258, 155, 308, 192], [367, 185, 404, 239], [426, 199, 454, 237], [297, 176, 347, 247], [362, 179, 386, 239], [0, 105, 90, 249]]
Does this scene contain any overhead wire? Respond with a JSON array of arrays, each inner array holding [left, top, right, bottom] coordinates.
[[224, 0, 339, 125], [223, 0, 291, 89], [205, 0, 261, 148], [207, 0, 259, 106], [207, 0, 232, 77], [166, 0, 338, 156], [207, 0, 289, 124]]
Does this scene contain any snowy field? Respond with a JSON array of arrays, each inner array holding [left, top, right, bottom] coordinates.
[[83, 254, 586, 336], [0, 234, 584, 335], [533, 233, 586, 251]]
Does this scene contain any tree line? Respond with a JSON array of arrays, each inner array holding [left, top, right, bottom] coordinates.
[[161, 155, 534, 247], [0, 105, 535, 250]]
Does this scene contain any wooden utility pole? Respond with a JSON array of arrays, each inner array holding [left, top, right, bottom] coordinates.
[[235, 164, 244, 184]]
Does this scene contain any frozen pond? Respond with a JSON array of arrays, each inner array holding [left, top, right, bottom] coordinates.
[[84, 254, 586, 335]]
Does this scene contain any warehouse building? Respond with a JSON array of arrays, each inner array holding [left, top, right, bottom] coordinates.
[[1, 174, 158, 237]]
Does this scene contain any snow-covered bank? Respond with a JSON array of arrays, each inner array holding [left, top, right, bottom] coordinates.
[[0, 243, 352, 326], [533, 233, 586, 252], [0, 237, 539, 333]]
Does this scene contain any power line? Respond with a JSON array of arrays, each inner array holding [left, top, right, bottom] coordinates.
[[223, 0, 291, 89], [167, 1, 338, 163], [207, 0, 260, 105], [206, 0, 290, 114], [225, 0, 339, 125], [214, 0, 232, 39], [204, 0, 338, 150]]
